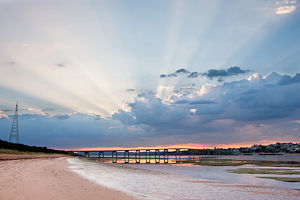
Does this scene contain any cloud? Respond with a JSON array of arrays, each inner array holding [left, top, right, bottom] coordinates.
[[177, 72, 300, 121], [9, 61, 15, 65], [276, 5, 297, 14], [276, 0, 297, 5], [203, 66, 251, 79], [174, 100, 216, 105], [112, 92, 188, 128], [57, 63, 65, 67], [0, 112, 143, 149], [113, 72, 300, 143], [187, 72, 199, 78], [204, 69, 228, 78], [42, 108, 55, 111], [275, 0, 297, 14], [2, 72, 300, 148], [94, 114, 101, 121], [54, 114, 71, 120], [247, 73, 262, 81], [127, 89, 135, 92], [160, 73, 178, 78], [19, 108, 43, 112], [175, 69, 190, 74], [1, 109, 12, 112], [160, 68, 190, 78], [277, 73, 300, 85], [0, 111, 9, 119], [161, 66, 251, 79]]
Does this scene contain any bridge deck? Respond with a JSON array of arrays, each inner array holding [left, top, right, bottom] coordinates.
[[74, 148, 204, 153]]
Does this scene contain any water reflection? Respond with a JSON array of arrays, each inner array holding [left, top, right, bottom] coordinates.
[[109, 157, 176, 164], [214, 155, 300, 161], [113, 156, 185, 164], [90, 156, 188, 164], [129, 156, 300, 190], [84, 154, 300, 164], [90, 155, 300, 189]]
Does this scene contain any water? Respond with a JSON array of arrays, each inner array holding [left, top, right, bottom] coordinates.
[[129, 155, 300, 190], [67, 155, 300, 199], [131, 163, 300, 190], [213, 155, 300, 161]]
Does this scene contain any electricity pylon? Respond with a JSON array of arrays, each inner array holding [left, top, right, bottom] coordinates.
[[9, 101, 19, 143]]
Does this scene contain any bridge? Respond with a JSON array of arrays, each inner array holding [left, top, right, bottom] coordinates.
[[74, 147, 237, 163]]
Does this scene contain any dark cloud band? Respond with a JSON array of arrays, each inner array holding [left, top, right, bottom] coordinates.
[[161, 66, 251, 80]]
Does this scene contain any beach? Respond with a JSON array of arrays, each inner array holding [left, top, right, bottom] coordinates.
[[1, 156, 300, 200], [0, 156, 136, 200]]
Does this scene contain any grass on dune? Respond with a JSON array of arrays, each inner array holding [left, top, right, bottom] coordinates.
[[0, 148, 75, 156], [0, 148, 57, 155]]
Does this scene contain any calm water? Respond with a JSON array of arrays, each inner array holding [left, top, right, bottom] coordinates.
[[213, 155, 300, 161], [130, 155, 300, 190]]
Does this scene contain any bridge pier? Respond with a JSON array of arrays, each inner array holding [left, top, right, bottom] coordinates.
[[175, 149, 181, 163], [112, 151, 117, 163], [81, 147, 228, 163], [124, 150, 129, 163], [155, 149, 160, 163], [199, 150, 203, 160], [163, 149, 169, 163], [146, 150, 150, 163], [135, 150, 140, 163], [189, 149, 195, 160], [99, 151, 104, 158]]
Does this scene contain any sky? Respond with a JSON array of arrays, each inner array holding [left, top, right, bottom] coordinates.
[[0, 0, 300, 150]]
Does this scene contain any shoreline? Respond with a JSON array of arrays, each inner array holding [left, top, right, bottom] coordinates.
[[68, 157, 300, 199], [1, 154, 300, 199], [0, 155, 137, 200]]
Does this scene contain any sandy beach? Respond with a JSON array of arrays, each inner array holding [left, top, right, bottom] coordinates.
[[0, 156, 136, 200], [0, 153, 69, 160]]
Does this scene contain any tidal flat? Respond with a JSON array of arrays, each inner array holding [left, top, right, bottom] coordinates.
[[227, 168, 300, 175], [68, 157, 300, 199], [182, 158, 300, 167], [257, 177, 300, 182], [130, 155, 300, 191]]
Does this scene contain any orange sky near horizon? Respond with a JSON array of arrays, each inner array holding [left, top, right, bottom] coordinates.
[[69, 140, 298, 151]]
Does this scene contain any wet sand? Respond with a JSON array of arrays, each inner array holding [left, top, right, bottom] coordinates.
[[0, 156, 137, 200]]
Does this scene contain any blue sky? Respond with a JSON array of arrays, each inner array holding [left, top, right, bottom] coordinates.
[[0, 0, 300, 149]]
